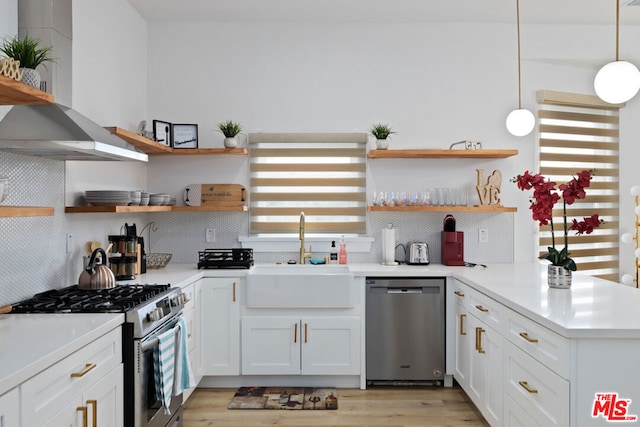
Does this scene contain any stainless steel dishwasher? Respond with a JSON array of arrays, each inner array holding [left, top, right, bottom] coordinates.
[[366, 277, 445, 385]]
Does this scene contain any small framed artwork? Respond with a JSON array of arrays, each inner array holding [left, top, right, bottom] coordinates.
[[172, 124, 198, 149], [152, 120, 172, 147]]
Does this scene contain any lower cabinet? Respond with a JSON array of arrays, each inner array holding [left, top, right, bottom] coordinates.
[[453, 298, 470, 389], [199, 277, 241, 376], [241, 315, 360, 375], [0, 388, 19, 427], [21, 327, 123, 426]]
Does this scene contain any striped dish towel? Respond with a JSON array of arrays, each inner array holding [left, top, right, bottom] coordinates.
[[154, 326, 176, 415], [173, 317, 195, 395]]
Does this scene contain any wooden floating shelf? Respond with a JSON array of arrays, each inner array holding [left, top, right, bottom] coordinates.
[[0, 206, 55, 217], [65, 205, 248, 213], [367, 149, 519, 159], [0, 75, 54, 105], [368, 205, 517, 213], [104, 127, 248, 156]]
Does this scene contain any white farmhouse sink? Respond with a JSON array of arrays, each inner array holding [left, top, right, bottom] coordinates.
[[246, 264, 355, 308]]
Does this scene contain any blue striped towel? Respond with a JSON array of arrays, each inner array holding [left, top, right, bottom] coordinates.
[[173, 317, 195, 395], [154, 326, 176, 415]]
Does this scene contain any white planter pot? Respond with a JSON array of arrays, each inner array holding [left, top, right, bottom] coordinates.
[[20, 68, 41, 89], [224, 137, 238, 148], [375, 139, 389, 150]]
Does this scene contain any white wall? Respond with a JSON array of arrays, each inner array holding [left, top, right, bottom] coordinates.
[[144, 20, 640, 274]]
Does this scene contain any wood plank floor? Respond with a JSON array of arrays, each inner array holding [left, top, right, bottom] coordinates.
[[183, 385, 490, 426]]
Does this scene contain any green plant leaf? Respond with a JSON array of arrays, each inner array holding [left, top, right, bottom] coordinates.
[[217, 120, 242, 137], [369, 123, 395, 140], [1, 34, 54, 69]]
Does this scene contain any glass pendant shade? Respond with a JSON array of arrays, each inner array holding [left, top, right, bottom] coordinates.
[[621, 233, 634, 244], [506, 108, 535, 136], [621, 274, 634, 285], [594, 60, 640, 104]]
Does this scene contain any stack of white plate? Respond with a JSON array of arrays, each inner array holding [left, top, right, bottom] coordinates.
[[140, 192, 150, 206], [149, 193, 170, 206], [85, 190, 131, 206]]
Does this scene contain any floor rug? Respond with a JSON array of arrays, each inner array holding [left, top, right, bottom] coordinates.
[[228, 387, 338, 410]]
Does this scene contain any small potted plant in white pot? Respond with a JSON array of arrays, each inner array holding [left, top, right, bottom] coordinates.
[[370, 123, 395, 149], [217, 120, 242, 148], [1, 34, 53, 89]]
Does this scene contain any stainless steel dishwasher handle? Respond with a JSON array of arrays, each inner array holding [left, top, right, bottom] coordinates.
[[387, 288, 423, 294]]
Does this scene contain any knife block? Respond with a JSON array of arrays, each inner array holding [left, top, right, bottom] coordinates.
[[441, 231, 465, 266]]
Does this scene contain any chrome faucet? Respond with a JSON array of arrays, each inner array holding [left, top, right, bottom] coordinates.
[[299, 211, 312, 264]]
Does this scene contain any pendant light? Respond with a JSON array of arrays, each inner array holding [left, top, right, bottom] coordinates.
[[506, 0, 535, 137], [594, 0, 640, 104]]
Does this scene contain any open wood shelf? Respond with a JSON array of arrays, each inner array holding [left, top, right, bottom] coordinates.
[[367, 149, 519, 159], [368, 205, 517, 213], [0, 75, 54, 105], [0, 206, 55, 217], [65, 205, 248, 213], [104, 127, 248, 156]]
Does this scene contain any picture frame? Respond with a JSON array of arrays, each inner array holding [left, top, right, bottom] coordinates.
[[172, 124, 198, 149], [152, 120, 172, 147]]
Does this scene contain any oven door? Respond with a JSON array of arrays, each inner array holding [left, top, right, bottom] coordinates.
[[135, 316, 184, 427]]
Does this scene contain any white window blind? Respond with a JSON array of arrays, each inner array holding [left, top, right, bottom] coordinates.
[[249, 133, 367, 235], [537, 90, 621, 281]]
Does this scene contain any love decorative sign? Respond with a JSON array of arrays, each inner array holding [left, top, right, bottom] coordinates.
[[0, 58, 23, 81]]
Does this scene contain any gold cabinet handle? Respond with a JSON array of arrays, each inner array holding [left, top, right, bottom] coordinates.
[[519, 381, 539, 394], [71, 363, 97, 378], [232, 282, 236, 302], [76, 406, 88, 427], [87, 399, 97, 426], [304, 323, 308, 343], [519, 332, 539, 343], [460, 314, 467, 336], [475, 327, 486, 353], [475, 305, 489, 313], [454, 290, 465, 297], [294, 322, 298, 343]]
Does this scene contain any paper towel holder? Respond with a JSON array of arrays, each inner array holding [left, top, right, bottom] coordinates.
[[381, 223, 399, 265]]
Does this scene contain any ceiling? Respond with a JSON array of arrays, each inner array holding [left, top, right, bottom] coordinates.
[[127, 0, 640, 25]]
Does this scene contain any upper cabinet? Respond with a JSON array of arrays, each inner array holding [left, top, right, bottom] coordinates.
[[0, 75, 54, 105], [0, 76, 56, 217]]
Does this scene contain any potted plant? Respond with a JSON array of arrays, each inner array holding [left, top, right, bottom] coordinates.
[[370, 123, 395, 149], [217, 120, 242, 148], [513, 169, 603, 288], [0, 34, 54, 89]]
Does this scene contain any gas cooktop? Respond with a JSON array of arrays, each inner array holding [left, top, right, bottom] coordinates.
[[10, 284, 171, 314]]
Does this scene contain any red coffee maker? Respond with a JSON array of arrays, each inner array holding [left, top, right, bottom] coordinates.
[[441, 215, 465, 266]]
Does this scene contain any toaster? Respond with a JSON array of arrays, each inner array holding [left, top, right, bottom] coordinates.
[[406, 242, 430, 265]]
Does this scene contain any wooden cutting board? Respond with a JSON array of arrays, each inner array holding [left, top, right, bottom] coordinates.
[[184, 184, 246, 207]]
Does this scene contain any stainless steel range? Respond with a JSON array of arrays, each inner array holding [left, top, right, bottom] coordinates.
[[10, 284, 187, 427]]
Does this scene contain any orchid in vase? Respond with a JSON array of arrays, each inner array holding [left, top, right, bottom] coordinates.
[[513, 169, 603, 271]]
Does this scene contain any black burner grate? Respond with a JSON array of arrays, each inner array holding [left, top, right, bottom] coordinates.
[[198, 248, 254, 269]]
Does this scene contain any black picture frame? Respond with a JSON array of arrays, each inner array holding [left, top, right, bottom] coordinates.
[[172, 124, 198, 149], [152, 120, 172, 147]]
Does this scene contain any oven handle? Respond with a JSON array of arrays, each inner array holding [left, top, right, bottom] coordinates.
[[140, 316, 182, 353]]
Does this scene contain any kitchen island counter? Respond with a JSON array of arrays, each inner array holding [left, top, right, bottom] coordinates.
[[0, 312, 123, 396]]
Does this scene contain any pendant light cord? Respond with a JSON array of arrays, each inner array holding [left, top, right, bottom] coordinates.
[[516, 0, 523, 109], [615, 0, 620, 61]]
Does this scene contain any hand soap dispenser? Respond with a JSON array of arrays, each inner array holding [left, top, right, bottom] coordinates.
[[338, 236, 347, 264]]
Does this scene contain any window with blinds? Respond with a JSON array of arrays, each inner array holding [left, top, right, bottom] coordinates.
[[537, 90, 621, 281], [249, 133, 367, 236]]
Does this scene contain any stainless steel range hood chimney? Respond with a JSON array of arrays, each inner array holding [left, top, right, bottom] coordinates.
[[0, 104, 148, 162]]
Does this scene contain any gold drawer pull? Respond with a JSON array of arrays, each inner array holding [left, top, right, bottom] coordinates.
[[304, 323, 308, 343], [232, 282, 236, 302], [294, 322, 298, 343], [76, 406, 88, 427], [87, 399, 97, 426], [460, 314, 467, 336], [71, 363, 97, 378], [454, 290, 465, 297], [475, 305, 489, 313], [519, 381, 539, 394], [475, 327, 486, 353], [519, 332, 539, 343]]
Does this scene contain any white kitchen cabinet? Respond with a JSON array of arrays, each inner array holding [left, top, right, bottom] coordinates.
[[21, 327, 123, 426], [181, 280, 201, 401], [452, 291, 470, 389], [0, 387, 19, 427], [241, 316, 360, 376], [199, 277, 240, 376]]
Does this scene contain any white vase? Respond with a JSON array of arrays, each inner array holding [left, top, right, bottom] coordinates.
[[376, 139, 388, 150], [20, 68, 41, 89], [547, 264, 572, 289], [224, 137, 238, 148]]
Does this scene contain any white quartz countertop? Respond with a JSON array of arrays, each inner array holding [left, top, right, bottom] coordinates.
[[0, 313, 123, 396], [132, 262, 640, 339]]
